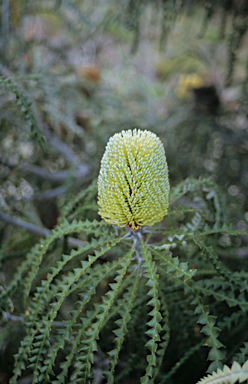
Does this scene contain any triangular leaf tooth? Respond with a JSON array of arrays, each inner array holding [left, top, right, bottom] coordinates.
[[205, 337, 224, 349], [180, 262, 188, 271], [222, 223, 229, 231], [172, 257, 179, 266], [155, 323, 162, 333], [77, 355, 87, 362], [95, 250, 103, 257], [105, 291, 113, 298], [87, 357, 93, 369], [146, 329, 155, 337], [145, 339, 155, 351], [207, 347, 225, 361], [50, 302, 58, 309], [62, 254, 71, 262], [197, 314, 208, 325], [146, 352, 157, 364], [147, 317, 156, 327], [167, 265, 176, 273], [140, 376, 150, 384], [144, 275, 153, 283], [207, 315, 217, 326], [203, 224, 211, 232], [81, 261, 89, 268], [78, 347, 88, 354], [115, 319, 124, 327], [115, 275, 122, 283], [108, 348, 118, 357], [74, 268, 83, 276], [201, 325, 212, 336], [113, 328, 122, 338], [125, 313, 131, 322], [147, 294, 156, 303], [213, 223, 219, 231], [148, 308, 161, 321], [33, 341, 41, 348], [29, 355, 38, 363], [70, 310, 79, 318]]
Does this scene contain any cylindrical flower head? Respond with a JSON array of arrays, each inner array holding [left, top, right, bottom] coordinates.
[[97, 129, 170, 230]]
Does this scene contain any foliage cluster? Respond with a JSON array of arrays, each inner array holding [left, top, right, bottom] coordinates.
[[1, 176, 248, 384]]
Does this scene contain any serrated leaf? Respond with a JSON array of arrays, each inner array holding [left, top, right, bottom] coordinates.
[[207, 347, 225, 362]]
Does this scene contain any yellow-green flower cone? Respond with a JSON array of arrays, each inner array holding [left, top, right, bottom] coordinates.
[[97, 129, 170, 230]]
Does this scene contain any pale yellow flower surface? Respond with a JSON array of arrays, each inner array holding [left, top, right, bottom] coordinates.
[[98, 129, 170, 230]]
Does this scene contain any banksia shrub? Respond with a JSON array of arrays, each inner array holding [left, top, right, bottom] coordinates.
[[97, 129, 170, 230], [2, 130, 248, 384], [2, 169, 248, 384]]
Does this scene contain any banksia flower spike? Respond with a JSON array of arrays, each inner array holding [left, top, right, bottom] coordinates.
[[98, 129, 170, 230]]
